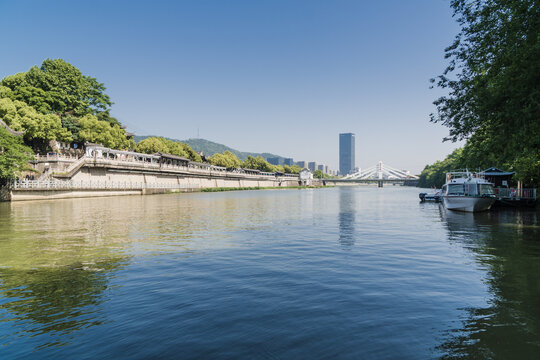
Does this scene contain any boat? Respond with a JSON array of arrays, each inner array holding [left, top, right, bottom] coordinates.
[[419, 190, 441, 202], [441, 171, 496, 212]]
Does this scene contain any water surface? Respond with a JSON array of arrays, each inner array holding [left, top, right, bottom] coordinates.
[[0, 187, 539, 359]]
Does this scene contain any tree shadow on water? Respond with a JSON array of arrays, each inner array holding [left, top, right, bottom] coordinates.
[[0, 259, 127, 350], [436, 208, 540, 359]]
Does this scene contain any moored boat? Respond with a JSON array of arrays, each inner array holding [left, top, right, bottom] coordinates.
[[441, 171, 496, 212], [419, 190, 441, 202]]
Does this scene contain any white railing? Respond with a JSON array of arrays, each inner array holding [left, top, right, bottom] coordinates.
[[12, 180, 200, 190], [62, 156, 88, 174], [34, 154, 81, 161], [32, 147, 301, 181]]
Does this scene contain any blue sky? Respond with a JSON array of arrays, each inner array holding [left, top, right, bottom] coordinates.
[[0, 0, 462, 173]]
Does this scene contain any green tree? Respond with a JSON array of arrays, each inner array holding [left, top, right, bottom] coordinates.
[[182, 143, 202, 162], [208, 150, 242, 168], [0, 59, 113, 119], [78, 115, 133, 150], [242, 156, 276, 172], [136, 137, 171, 154], [418, 148, 465, 188], [283, 164, 301, 174], [60, 115, 82, 142], [135, 137, 201, 162], [0, 97, 72, 151], [0, 127, 33, 183], [431, 0, 540, 187]]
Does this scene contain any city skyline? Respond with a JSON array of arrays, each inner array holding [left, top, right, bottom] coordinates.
[[0, 0, 463, 173]]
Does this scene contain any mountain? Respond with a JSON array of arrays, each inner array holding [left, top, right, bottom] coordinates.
[[133, 136, 286, 161]]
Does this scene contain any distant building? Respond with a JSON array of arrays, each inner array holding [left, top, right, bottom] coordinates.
[[299, 168, 313, 186], [296, 160, 307, 168], [339, 133, 355, 175], [267, 157, 283, 165], [317, 164, 324, 171], [283, 158, 294, 166], [308, 162, 317, 172]]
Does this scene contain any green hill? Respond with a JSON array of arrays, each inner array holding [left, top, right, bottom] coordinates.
[[133, 136, 286, 161]]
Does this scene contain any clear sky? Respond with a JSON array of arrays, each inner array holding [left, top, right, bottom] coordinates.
[[0, 0, 463, 173]]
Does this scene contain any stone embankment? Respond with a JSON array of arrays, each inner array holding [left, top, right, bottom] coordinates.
[[6, 145, 304, 201]]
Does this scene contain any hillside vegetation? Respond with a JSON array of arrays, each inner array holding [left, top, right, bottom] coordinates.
[[134, 136, 285, 162]]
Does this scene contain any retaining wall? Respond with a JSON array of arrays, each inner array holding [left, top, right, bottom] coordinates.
[[8, 159, 302, 201]]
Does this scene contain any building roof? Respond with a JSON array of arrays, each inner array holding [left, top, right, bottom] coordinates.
[[480, 167, 515, 176], [155, 152, 190, 162]]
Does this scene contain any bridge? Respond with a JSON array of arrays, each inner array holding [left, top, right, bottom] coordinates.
[[326, 161, 419, 187]]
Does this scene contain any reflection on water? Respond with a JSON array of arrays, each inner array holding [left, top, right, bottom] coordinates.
[[0, 192, 309, 352], [0, 189, 539, 358], [438, 206, 540, 359], [0, 262, 126, 349], [338, 188, 355, 247]]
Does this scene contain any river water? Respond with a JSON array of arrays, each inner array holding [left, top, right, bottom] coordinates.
[[0, 187, 539, 359]]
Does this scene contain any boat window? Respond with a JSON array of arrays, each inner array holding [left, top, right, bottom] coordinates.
[[465, 183, 478, 196], [479, 184, 495, 195], [447, 184, 464, 195]]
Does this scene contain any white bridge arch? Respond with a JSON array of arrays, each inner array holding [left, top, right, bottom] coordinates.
[[342, 161, 418, 180]]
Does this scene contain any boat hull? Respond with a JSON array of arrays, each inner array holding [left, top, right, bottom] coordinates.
[[442, 196, 495, 212]]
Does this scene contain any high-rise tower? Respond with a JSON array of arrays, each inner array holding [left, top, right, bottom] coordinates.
[[339, 133, 355, 175]]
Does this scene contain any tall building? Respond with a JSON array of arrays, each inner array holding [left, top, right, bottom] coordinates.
[[296, 160, 307, 168], [339, 133, 355, 175], [308, 162, 317, 172], [283, 158, 294, 166]]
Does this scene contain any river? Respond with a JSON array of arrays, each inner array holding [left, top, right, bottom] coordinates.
[[0, 187, 539, 359]]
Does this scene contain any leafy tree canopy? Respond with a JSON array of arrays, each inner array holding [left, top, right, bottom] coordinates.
[[283, 164, 301, 174], [242, 156, 276, 172], [135, 137, 202, 162], [429, 0, 539, 187], [0, 59, 116, 123], [313, 169, 333, 179], [0, 127, 33, 183], [78, 115, 134, 150], [0, 97, 72, 150], [208, 150, 243, 168]]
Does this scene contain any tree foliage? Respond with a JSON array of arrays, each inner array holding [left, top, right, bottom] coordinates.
[[78, 115, 134, 150], [0, 127, 33, 183], [0, 59, 114, 121], [135, 137, 202, 162], [313, 169, 333, 179], [242, 156, 276, 172], [208, 150, 242, 168], [0, 97, 72, 150], [429, 0, 540, 187], [283, 164, 301, 174]]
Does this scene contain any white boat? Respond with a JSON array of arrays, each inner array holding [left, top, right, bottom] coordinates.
[[441, 171, 496, 212]]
